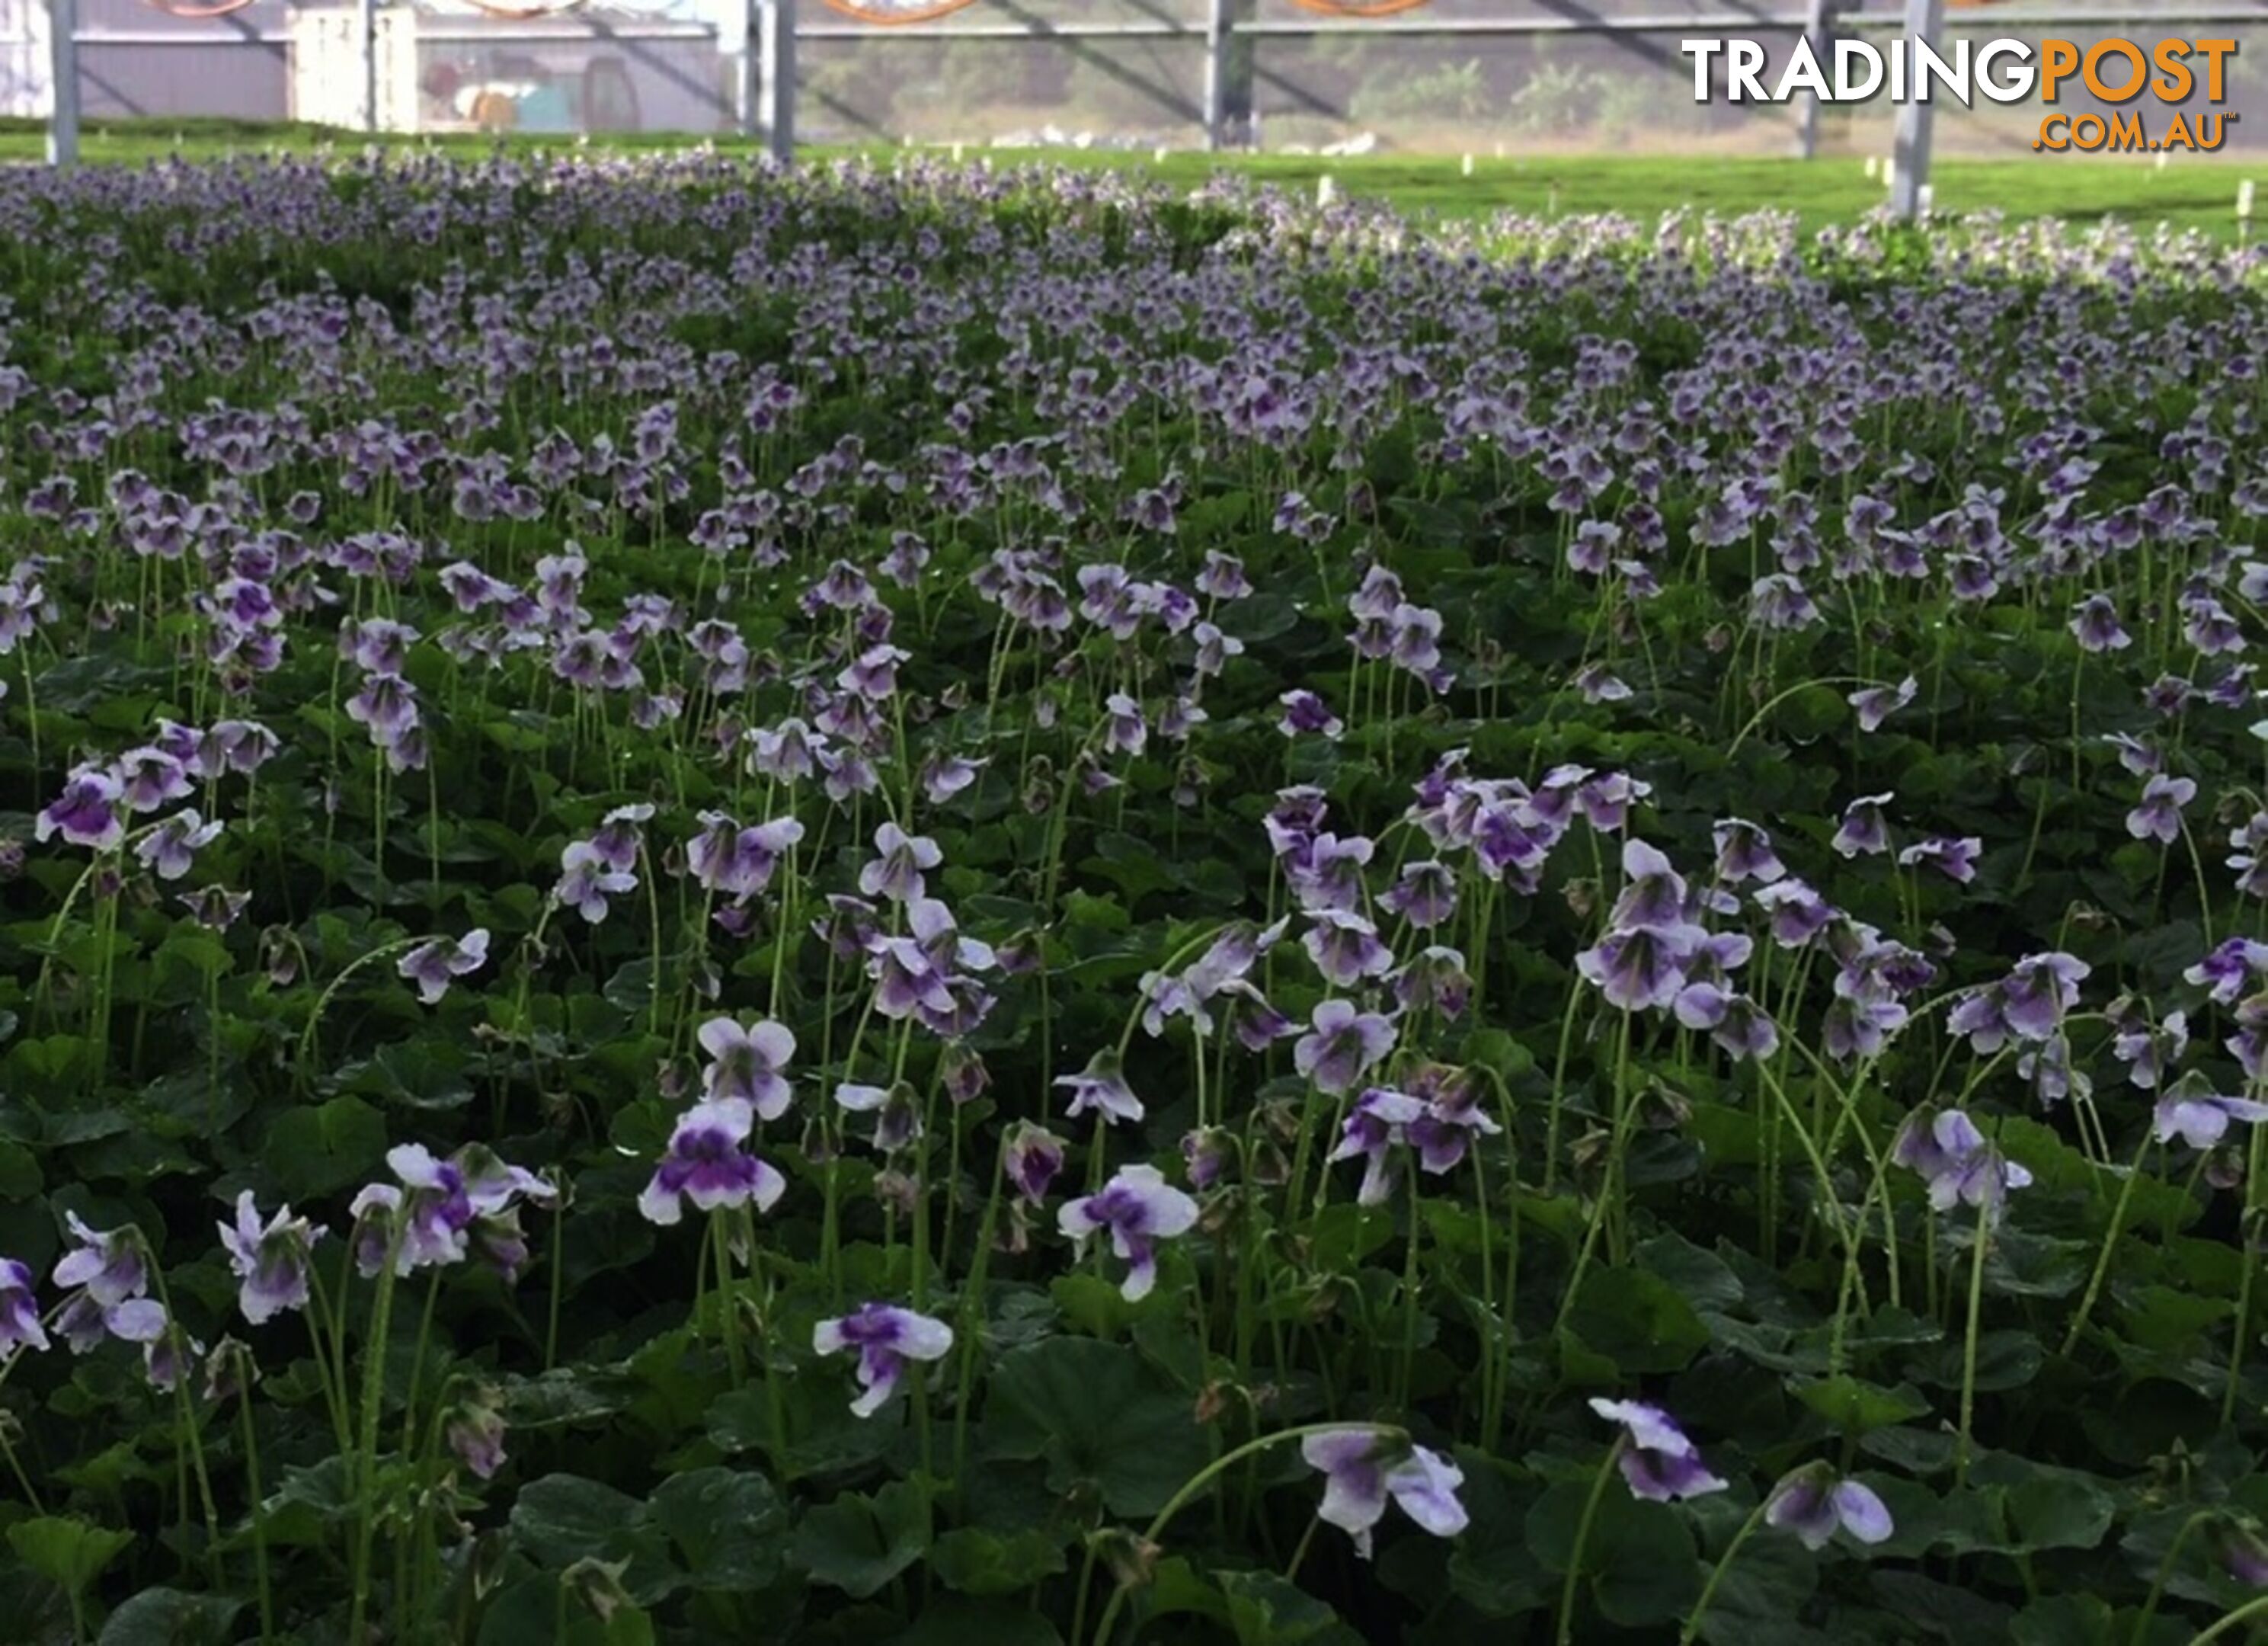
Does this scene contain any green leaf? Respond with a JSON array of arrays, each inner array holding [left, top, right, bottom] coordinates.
[[648, 1467, 789, 1593], [262, 1095, 388, 1202], [1217, 1570, 1364, 1645], [891, 1600, 1064, 1646], [929, 1526, 1070, 1596], [2010, 1593, 2119, 1646], [1790, 1375, 1934, 1436], [8, 1515, 134, 1596], [1563, 1266, 1711, 1375], [1688, 1512, 1817, 1645], [1444, 1447, 1547, 1619], [1525, 1479, 1700, 1628], [792, 1478, 930, 1599], [94, 1589, 243, 1646], [984, 1337, 1211, 1516], [0, 1140, 40, 1199], [508, 1475, 676, 1603]]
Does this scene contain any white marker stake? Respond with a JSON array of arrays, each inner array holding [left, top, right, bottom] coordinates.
[[2241, 180, 2257, 219], [1493, 141, 1505, 159], [1317, 173, 1338, 207], [1154, 146, 1169, 163], [1917, 183, 1934, 215], [2154, 149, 2169, 172], [1863, 155, 1878, 181], [1883, 157, 1897, 195], [951, 142, 964, 163], [1461, 152, 1474, 177]]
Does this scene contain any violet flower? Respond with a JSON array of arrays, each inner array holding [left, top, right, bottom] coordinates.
[[1891, 1108, 2033, 1213], [554, 841, 637, 924], [1055, 1048, 1144, 1126], [398, 930, 491, 1005], [36, 769, 124, 851], [813, 1302, 954, 1418], [638, 1100, 787, 1225], [1004, 1122, 1067, 1205], [1293, 999, 1397, 1096], [216, 1191, 322, 1325], [1588, 1398, 1728, 1501], [1300, 1428, 1469, 1559], [0, 1258, 48, 1354], [2127, 774, 2196, 845], [1059, 1164, 1200, 1302], [1764, 1465, 1894, 1550], [696, 1017, 797, 1122], [2154, 1077, 2268, 1151]]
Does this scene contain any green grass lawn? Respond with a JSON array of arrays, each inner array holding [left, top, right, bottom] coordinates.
[[3, 115, 2260, 239]]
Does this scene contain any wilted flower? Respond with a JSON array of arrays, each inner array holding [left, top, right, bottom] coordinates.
[[813, 1302, 955, 1417], [1004, 1122, 1067, 1204], [1300, 1428, 1469, 1559], [1059, 1164, 1200, 1302], [446, 1397, 509, 1481]]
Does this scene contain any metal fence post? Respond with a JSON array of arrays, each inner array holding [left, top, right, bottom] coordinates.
[[759, 0, 795, 163], [1889, 0, 1941, 219], [1203, 0, 1230, 151], [360, 0, 379, 132], [47, 0, 78, 168], [736, 0, 758, 137], [1797, 0, 1835, 159]]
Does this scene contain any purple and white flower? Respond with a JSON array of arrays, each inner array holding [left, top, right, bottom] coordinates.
[[216, 1192, 322, 1325], [813, 1302, 955, 1417], [1058, 1164, 1200, 1302], [398, 930, 490, 1005], [638, 1100, 787, 1225], [1300, 1428, 1469, 1559], [1764, 1466, 1894, 1550], [1588, 1398, 1728, 1502]]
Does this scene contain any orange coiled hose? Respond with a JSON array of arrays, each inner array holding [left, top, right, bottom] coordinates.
[[820, 0, 984, 23]]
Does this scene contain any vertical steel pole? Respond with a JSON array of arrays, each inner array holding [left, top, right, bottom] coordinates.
[[47, 0, 78, 168], [1889, 0, 1941, 219], [759, 0, 795, 163], [736, 0, 757, 137], [360, 0, 379, 132], [1203, 0, 1229, 152], [1797, 0, 1834, 159]]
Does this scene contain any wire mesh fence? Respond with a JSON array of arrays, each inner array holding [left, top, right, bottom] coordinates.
[[2, 0, 2265, 155]]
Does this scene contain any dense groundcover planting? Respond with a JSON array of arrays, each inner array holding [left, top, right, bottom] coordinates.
[[5, 154, 2268, 1643]]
